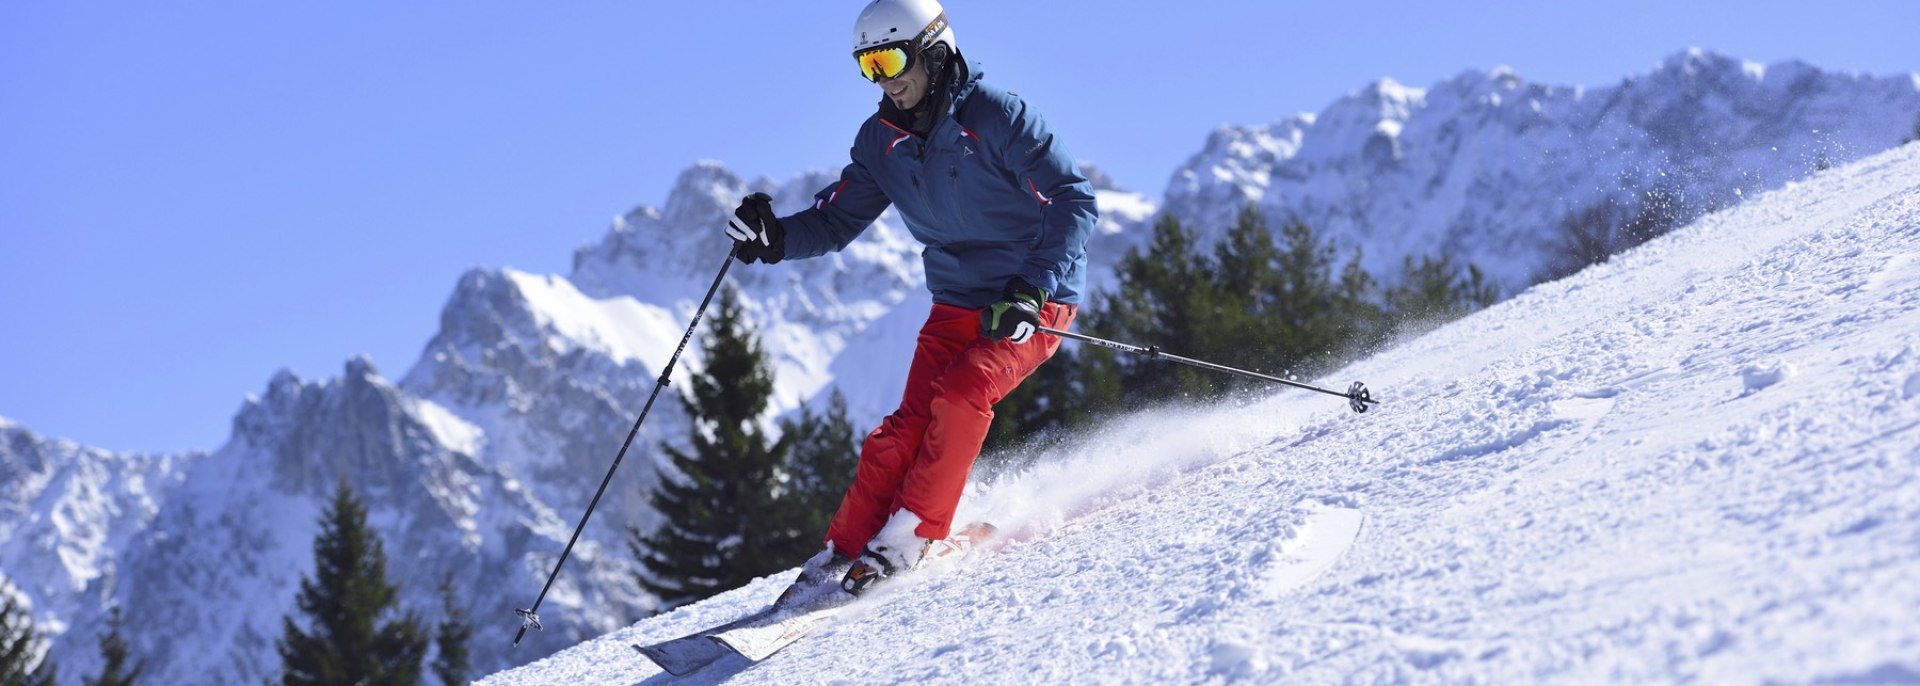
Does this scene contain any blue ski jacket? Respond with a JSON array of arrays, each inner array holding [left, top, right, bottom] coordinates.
[[780, 61, 1097, 308]]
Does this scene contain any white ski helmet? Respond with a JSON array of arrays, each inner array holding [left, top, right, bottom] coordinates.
[[851, 0, 956, 80]]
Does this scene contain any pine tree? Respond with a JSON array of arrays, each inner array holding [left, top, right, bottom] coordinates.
[[1205, 206, 1290, 390], [1386, 254, 1501, 325], [1078, 207, 1392, 405], [1097, 214, 1219, 399], [277, 480, 427, 686], [773, 389, 860, 556], [631, 286, 803, 612], [430, 574, 470, 686], [1334, 246, 1392, 359], [1, 592, 57, 686], [1268, 216, 1346, 372], [82, 607, 142, 686]]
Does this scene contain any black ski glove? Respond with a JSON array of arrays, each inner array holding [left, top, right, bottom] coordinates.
[[725, 192, 786, 264], [979, 278, 1047, 344]]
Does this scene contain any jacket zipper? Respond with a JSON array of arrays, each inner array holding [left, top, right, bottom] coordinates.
[[948, 166, 966, 228]]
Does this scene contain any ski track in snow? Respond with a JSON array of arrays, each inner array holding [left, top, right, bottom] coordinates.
[[482, 145, 1920, 684]]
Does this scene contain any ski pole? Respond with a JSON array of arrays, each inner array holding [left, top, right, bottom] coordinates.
[[512, 245, 738, 647], [1037, 327, 1379, 414]]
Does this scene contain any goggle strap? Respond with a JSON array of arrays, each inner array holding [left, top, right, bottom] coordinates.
[[914, 12, 948, 51]]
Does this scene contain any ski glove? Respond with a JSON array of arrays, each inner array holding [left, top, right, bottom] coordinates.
[[725, 192, 786, 264], [979, 278, 1047, 344]]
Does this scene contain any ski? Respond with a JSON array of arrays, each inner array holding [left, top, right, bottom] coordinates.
[[631, 631, 732, 676], [633, 521, 998, 675], [632, 590, 852, 676], [631, 611, 764, 676], [708, 591, 858, 661]]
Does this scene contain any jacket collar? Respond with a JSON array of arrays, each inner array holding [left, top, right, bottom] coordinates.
[[878, 58, 984, 137]]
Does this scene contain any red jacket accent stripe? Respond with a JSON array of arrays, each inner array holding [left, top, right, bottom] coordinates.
[[879, 118, 915, 156], [1027, 178, 1054, 206], [824, 179, 850, 207]]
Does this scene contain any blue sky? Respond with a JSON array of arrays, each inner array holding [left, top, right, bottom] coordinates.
[[3, 1, 1917, 452]]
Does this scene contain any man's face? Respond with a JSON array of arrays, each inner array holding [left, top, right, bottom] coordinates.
[[876, 59, 930, 110]]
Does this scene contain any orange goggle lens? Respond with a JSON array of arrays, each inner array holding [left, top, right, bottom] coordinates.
[[855, 45, 911, 82]]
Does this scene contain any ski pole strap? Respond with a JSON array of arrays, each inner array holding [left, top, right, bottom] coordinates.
[[1035, 327, 1380, 413]]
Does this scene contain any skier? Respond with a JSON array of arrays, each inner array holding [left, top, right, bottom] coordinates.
[[724, 0, 1097, 596]]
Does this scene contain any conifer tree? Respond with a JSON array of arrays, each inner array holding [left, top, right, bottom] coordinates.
[[1080, 208, 1392, 401], [276, 480, 427, 686], [0, 592, 56, 686], [430, 574, 470, 686], [994, 205, 1493, 464], [1268, 216, 1346, 371], [631, 286, 802, 612], [1098, 214, 1219, 399], [773, 389, 860, 556], [83, 606, 142, 686], [1205, 206, 1290, 390], [1332, 246, 1392, 360], [1386, 254, 1501, 324]]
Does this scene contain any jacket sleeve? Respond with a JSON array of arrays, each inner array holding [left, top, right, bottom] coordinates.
[[997, 96, 1097, 298], [780, 134, 893, 260]]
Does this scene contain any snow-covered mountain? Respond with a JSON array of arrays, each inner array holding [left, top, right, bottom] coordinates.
[[0, 419, 202, 644], [1160, 49, 1920, 292], [1, 49, 1915, 684], [482, 133, 1920, 686]]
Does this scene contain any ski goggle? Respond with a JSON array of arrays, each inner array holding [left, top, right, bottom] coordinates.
[[855, 43, 915, 82], [853, 11, 947, 82]]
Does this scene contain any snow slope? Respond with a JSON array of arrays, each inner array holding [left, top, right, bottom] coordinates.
[[480, 143, 1920, 684]]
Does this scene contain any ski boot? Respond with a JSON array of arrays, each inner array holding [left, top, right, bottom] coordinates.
[[776, 545, 856, 607], [841, 510, 934, 596]]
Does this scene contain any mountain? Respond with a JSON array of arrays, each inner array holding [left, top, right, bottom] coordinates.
[[1159, 48, 1920, 292], [0, 419, 202, 646], [1, 49, 1915, 683], [480, 132, 1920, 686], [105, 359, 590, 683]]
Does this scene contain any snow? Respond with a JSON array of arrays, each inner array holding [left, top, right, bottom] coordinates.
[[480, 143, 1920, 684], [0, 420, 200, 653], [409, 395, 486, 456], [503, 268, 684, 373]]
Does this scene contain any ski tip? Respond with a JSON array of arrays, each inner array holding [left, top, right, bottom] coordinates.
[[634, 641, 724, 677]]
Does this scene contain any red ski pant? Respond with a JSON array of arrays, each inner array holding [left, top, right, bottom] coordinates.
[[824, 301, 1077, 557]]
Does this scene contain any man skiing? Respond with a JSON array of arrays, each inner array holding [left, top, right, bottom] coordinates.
[[723, 0, 1097, 596]]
